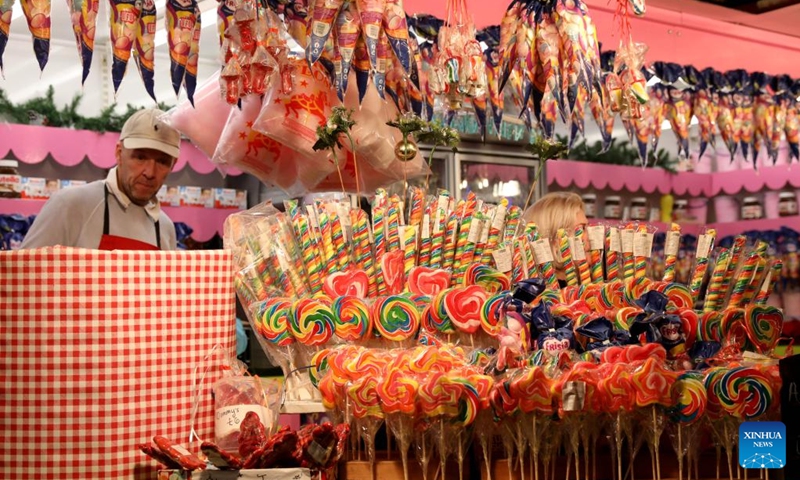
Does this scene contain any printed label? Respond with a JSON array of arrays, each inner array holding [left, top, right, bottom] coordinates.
[[697, 234, 714, 259], [609, 228, 621, 253], [492, 204, 507, 230], [587, 225, 605, 251], [492, 243, 513, 273], [572, 237, 587, 261], [421, 214, 431, 239], [665, 231, 681, 256], [214, 404, 266, 441], [620, 229, 634, 254], [532, 238, 555, 264], [467, 219, 483, 244], [633, 232, 655, 258]]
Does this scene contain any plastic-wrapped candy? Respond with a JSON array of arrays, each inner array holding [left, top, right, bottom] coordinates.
[[221, 54, 244, 105], [530, 303, 575, 356], [334, 0, 360, 100], [728, 69, 754, 163], [167, 72, 231, 158], [382, 0, 410, 73], [307, 0, 344, 66], [183, 7, 202, 106], [134, 0, 157, 102], [356, 0, 384, 71], [752, 71, 775, 166], [0, 0, 12, 72], [166, 0, 198, 96], [712, 70, 738, 159], [692, 68, 717, 160], [109, 0, 141, 93], [21, 0, 52, 71], [770, 75, 792, 165], [575, 317, 631, 353]]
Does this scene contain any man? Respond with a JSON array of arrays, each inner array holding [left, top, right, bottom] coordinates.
[[22, 109, 181, 250]]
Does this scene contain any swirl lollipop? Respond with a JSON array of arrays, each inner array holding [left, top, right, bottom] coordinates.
[[481, 292, 507, 337], [309, 349, 331, 388], [332, 295, 372, 342], [430, 289, 456, 334], [744, 304, 783, 354], [444, 285, 489, 334], [464, 264, 512, 293], [258, 298, 295, 346], [373, 295, 421, 342], [289, 297, 336, 346], [670, 372, 707, 424], [718, 367, 773, 419]]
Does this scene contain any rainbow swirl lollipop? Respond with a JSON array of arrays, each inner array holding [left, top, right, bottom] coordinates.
[[373, 295, 421, 342], [309, 349, 331, 388], [289, 297, 335, 346], [717, 367, 773, 419], [332, 296, 371, 342], [480, 292, 507, 337], [662, 283, 693, 312], [745, 304, 783, 354], [430, 289, 456, 334], [258, 298, 295, 346], [703, 366, 728, 419], [464, 263, 512, 293], [670, 371, 707, 424]]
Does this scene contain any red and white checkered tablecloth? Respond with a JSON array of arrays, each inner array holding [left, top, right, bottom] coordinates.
[[0, 247, 237, 479]]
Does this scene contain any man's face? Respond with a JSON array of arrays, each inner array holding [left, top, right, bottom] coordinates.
[[116, 144, 174, 206]]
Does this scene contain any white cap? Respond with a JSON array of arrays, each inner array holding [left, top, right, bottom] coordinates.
[[119, 109, 181, 158]]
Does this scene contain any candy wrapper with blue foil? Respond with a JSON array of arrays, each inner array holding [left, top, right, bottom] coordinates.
[[530, 302, 575, 356], [575, 317, 631, 353]]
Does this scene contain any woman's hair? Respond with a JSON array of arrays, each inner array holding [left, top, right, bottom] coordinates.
[[523, 191, 585, 241]]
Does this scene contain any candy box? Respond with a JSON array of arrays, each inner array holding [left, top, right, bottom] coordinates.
[[181, 186, 212, 208], [21, 177, 59, 199], [214, 188, 246, 210], [158, 468, 317, 480], [60, 179, 87, 189]]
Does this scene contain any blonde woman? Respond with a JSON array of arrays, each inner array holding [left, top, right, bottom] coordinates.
[[522, 191, 589, 286]]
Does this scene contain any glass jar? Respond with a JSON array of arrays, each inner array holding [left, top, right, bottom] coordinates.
[[0, 160, 21, 198], [582, 193, 597, 218], [673, 199, 688, 221], [629, 197, 648, 221], [741, 196, 763, 220], [779, 192, 798, 217], [604, 196, 622, 220]]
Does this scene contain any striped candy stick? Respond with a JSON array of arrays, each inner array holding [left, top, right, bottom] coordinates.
[[401, 225, 418, 288], [605, 227, 620, 282], [317, 211, 338, 276], [503, 205, 522, 244], [620, 225, 635, 281], [407, 186, 425, 227], [418, 203, 434, 268], [720, 235, 747, 299], [386, 204, 401, 251], [429, 204, 447, 269], [632, 224, 649, 280], [661, 223, 681, 282], [351, 209, 376, 296], [481, 200, 508, 264], [531, 236, 559, 290], [523, 233, 538, 279], [459, 214, 484, 283], [443, 205, 460, 272], [512, 237, 527, 284], [729, 251, 759, 308], [742, 256, 768, 305], [330, 211, 349, 271], [689, 229, 716, 305], [453, 208, 473, 284], [298, 215, 323, 293], [755, 260, 783, 305], [573, 226, 591, 285], [473, 208, 491, 261], [703, 248, 730, 313], [373, 205, 387, 260], [558, 228, 578, 287]]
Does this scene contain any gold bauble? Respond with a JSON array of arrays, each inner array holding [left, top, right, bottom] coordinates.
[[394, 139, 418, 162]]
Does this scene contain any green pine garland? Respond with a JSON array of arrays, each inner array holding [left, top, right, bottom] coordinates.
[[0, 87, 173, 133]]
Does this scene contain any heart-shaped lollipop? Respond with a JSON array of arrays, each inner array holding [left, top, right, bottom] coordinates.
[[744, 304, 783, 354], [407, 266, 452, 297], [381, 250, 405, 295], [323, 269, 370, 298], [443, 285, 488, 334]]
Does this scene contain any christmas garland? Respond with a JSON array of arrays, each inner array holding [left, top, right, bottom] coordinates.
[[0, 87, 172, 133]]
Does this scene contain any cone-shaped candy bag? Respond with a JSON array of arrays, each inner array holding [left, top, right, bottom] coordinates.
[[109, 0, 141, 93], [166, 0, 197, 96], [134, 0, 157, 101], [21, 0, 51, 71]]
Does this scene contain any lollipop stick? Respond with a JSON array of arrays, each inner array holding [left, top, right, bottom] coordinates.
[[387, 430, 392, 461], [533, 416, 539, 480], [653, 407, 662, 480], [717, 445, 721, 480], [679, 424, 683, 480], [725, 421, 734, 480], [517, 422, 526, 480], [616, 414, 623, 480]]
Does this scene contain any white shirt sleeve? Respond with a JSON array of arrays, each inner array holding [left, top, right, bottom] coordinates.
[[20, 189, 82, 248]]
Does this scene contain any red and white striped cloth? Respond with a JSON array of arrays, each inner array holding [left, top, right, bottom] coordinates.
[[0, 247, 237, 479]]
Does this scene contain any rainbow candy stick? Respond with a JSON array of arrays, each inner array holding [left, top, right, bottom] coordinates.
[[621, 226, 635, 281], [523, 234, 538, 279], [755, 260, 783, 305], [742, 256, 768, 305], [605, 227, 620, 282], [298, 215, 323, 293], [481, 200, 508, 265], [633, 224, 649, 280], [318, 211, 338, 276], [443, 207, 459, 271], [352, 209, 377, 297], [512, 238, 526, 284], [503, 206, 521, 243], [532, 237, 558, 290], [373, 205, 386, 260], [473, 212, 489, 261], [430, 204, 447, 269], [703, 248, 730, 313], [574, 226, 591, 285], [453, 208, 473, 284], [387, 205, 401, 251], [408, 187, 425, 227], [755, 240, 768, 257], [721, 235, 747, 299], [662, 223, 681, 282], [690, 229, 716, 305], [729, 252, 759, 309], [330, 211, 349, 271], [402, 226, 418, 287], [418, 205, 433, 268], [558, 228, 578, 287]]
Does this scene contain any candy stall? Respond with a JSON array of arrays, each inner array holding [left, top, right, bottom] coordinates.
[[2, 0, 800, 478]]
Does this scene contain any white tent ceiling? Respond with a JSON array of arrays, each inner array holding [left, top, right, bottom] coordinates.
[[2, 0, 220, 115]]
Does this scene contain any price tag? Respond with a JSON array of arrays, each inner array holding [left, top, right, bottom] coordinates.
[[533, 238, 555, 264], [398, 201, 406, 226], [633, 232, 655, 258], [587, 225, 605, 251], [492, 243, 513, 273], [665, 231, 681, 256], [467, 218, 483, 244], [620, 229, 634, 254], [573, 237, 587, 261], [609, 228, 621, 252], [562, 381, 586, 412], [480, 219, 490, 244], [421, 214, 431, 239], [492, 204, 508, 230], [305, 205, 319, 229], [697, 234, 714, 259]]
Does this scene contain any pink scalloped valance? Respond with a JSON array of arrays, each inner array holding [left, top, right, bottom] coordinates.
[[548, 159, 800, 196], [0, 123, 242, 176]]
